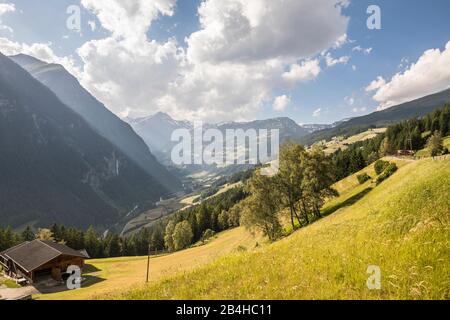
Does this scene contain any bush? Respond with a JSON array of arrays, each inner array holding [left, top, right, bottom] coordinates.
[[357, 173, 371, 184], [201, 229, 215, 243], [374, 160, 390, 175], [376, 163, 398, 184]]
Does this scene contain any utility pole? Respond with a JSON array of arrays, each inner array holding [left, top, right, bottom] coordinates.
[[405, 121, 413, 151], [146, 245, 150, 283]]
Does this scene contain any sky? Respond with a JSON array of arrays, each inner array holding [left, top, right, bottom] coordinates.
[[0, 0, 449, 124]]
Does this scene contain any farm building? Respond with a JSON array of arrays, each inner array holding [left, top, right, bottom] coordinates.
[[0, 240, 89, 283], [397, 150, 415, 156]]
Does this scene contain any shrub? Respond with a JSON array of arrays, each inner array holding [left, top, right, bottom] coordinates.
[[374, 160, 389, 175], [376, 163, 398, 184], [201, 229, 215, 243], [357, 173, 371, 184]]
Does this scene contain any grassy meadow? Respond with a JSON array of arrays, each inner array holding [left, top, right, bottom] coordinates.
[[108, 158, 449, 300], [36, 227, 261, 300]]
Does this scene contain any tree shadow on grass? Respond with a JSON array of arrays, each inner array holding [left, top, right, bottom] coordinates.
[[321, 187, 373, 217]]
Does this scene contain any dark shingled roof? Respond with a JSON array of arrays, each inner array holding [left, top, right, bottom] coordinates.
[[0, 240, 89, 272]]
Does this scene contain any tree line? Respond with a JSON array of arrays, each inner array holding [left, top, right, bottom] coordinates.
[[332, 105, 450, 180], [0, 186, 247, 258]]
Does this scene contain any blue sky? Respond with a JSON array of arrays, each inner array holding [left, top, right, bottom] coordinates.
[[0, 0, 449, 124]]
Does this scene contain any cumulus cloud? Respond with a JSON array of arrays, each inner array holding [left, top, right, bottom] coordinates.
[[0, 3, 15, 34], [0, 37, 80, 76], [333, 33, 352, 49], [158, 59, 283, 122], [0, 3, 80, 75], [344, 96, 355, 106], [365, 76, 386, 92], [273, 95, 291, 112], [75, 0, 349, 122], [187, 0, 348, 64], [282, 59, 321, 83], [76, 0, 183, 118], [324, 52, 350, 67], [368, 41, 450, 110], [352, 45, 372, 55], [312, 108, 322, 117], [80, 0, 175, 40], [0, 3, 15, 15], [77, 36, 184, 117]]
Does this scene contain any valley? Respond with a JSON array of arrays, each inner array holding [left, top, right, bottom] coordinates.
[[0, 1, 449, 307], [0, 52, 449, 302], [21, 156, 449, 300]]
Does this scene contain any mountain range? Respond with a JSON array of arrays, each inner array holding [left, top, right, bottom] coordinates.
[[127, 113, 313, 164], [10, 54, 181, 194], [0, 53, 180, 229], [126, 87, 450, 166], [299, 88, 450, 145]]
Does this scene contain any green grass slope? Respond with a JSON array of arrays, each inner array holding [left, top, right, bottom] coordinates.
[[114, 158, 449, 300], [416, 136, 450, 157]]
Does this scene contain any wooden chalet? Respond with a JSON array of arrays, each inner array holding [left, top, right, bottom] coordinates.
[[0, 240, 89, 283]]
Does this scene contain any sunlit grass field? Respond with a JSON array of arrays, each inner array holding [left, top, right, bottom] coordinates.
[[111, 158, 449, 300], [36, 227, 261, 300]]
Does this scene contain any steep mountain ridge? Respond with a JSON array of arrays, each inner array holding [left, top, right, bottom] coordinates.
[[300, 89, 450, 145], [10, 54, 182, 194], [0, 53, 168, 228]]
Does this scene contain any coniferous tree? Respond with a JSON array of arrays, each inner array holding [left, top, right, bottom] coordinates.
[[21, 226, 35, 241]]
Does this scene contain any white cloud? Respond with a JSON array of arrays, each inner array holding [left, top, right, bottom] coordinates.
[[369, 41, 450, 110], [76, 0, 184, 118], [77, 36, 185, 117], [158, 59, 283, 122], [0, 24, 12, 34], [352, 65, 357, 71], [186, 0, 349, 64], [333, 33, 351, 49], [352, 106, 367, 113], [0, 0, 352, 123], [80, 0, 175, 40], [0, 3, 15, 34], [312, 108, 322, 117], [273, 95, 291, 112], [282, 59, 321, 83], [75, 0, 349, 122], [324, 52, 350, 67], [0, 38, 80, 77], [352, 45, 372, 54], [0, 3, 15, 15], [344, 96, 355, 106], [0, 3, 79, 74], [365, 76, 386, 92]]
